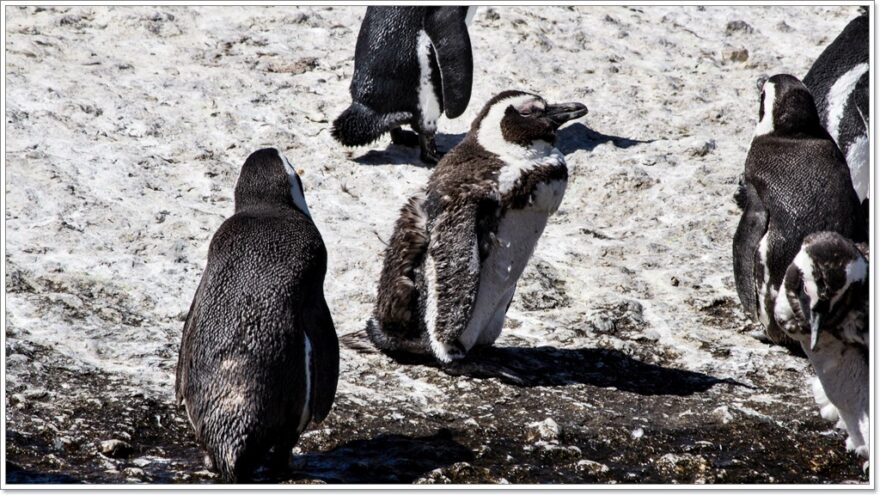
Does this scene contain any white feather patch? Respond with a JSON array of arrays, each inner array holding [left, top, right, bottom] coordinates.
[[846, 135, 869, 201], [756, 233, 773, 327], [754, 81, 776, 137], [424, 254, 456, 363], [826, 63, 869, 145], [416, 30, 441, 132], [276, 149, 312, 219]]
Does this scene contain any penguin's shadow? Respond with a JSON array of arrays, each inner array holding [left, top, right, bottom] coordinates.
[[287, 429, 473, 483], [557, 122, 654, 155], [6, 462, 81, 484], [352, 132, 467, 167], [432, 346, 746, 395]]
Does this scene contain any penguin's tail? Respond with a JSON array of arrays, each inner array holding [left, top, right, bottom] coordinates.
[[331, 102, 411, 146]]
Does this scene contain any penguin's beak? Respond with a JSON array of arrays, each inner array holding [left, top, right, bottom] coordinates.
[[546, 102, 588, 127], [809, 312, 824, 351]]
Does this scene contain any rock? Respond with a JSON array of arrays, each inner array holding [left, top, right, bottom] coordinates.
[[725, 20, 754, 35], [711, 405, 733, 424], [722, 47, 749, 63], [777, 20, 793, 32], [576, 459, 610, 476], [689, 139, 716, 157], [53, 436, 78, 452], [654, 453, 710, 481], [122, 467, 145, 478], [526, 418, 562, 442], [268, 57, 318, 75], [99, 439, 133, 458], [23, 388, 49, 401]]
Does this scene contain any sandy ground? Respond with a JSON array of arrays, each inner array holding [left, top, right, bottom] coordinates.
[[4, 5, 870, 484]]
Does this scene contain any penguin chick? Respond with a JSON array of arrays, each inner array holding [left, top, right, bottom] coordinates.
[[367, 90, 587, 363]]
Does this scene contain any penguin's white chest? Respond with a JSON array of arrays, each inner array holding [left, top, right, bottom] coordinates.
[[416, 30, 442, 133], [458, 179, 566, 351]]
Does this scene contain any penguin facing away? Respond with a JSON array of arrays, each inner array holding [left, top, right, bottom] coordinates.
[[176, 148, 339, 482], [774, 231, 869, 463], [332, 6, 475, 164], [732, 74, 866, 347], [803, 8, 869, 204], [367, 90, 588, 363]]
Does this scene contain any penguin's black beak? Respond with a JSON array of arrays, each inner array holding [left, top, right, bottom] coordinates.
[[546, 102, 588, 127]]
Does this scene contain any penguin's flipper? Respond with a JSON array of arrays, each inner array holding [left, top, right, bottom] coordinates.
[[732, 178, 767, 320], [425, 194, 497, 362], [424, 7, 473, 119], [305, 296, 339, 424], [175, 271, 209, 406]]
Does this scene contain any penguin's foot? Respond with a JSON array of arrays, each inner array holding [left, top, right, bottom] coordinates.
[[418, 134, 444, 165], [390, 127, 419, 147]]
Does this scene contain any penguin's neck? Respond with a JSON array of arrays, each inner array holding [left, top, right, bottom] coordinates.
[[476, 132, 565, 194]]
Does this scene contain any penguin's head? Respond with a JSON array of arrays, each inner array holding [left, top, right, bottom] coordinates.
[[473, 90, 588, 151], [782, 231, 868, 350], [754, 74, 825, 138], [234, 148, 311, 218]]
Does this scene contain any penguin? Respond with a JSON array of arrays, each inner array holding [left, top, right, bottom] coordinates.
[[803, 7, 868, 207], [175, 148, 339, 482], [331, 6, 476, 164], [732, 74, 866, 347], [366, 90, 587, 362], [774, 231, 869, 463]]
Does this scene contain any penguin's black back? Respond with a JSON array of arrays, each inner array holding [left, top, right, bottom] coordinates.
[[746, 136, 866, 288], [803, 10, 868, 150], [350, 7, 441, 115]]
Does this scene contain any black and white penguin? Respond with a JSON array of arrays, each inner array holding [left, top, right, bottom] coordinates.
[[804, 7, 869, 206], [732, 74, 866, 346], [175, 148, 339, 482], [331, 6, 476, 164], [366, 90, 587, 362], [775, 231, 869, 463]]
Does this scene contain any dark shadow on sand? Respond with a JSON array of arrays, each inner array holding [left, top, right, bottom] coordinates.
[[287, 429, 473, 483], [352, 133, 467, 167], [6, 462, 81, 484], [557, 122, 655, 154], [405, 345, 746, 395]]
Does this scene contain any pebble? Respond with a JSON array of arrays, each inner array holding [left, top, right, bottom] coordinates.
[[526, 417, 562, 442], [725, 20, 754, 35], [576, 459, 610, 476], [722, 47, 749, 62], [99, 439, 133, 458]]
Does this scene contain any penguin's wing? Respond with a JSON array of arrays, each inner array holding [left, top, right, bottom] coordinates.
[[425, 192, 498, 354], [175, 270, 209, 405], [424, 7, 473, 119], [305, 296, 339, 424], [732, 177, 767, 320]]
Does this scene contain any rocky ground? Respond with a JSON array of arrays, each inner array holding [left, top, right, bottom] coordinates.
[[4, 5, 869, 485]]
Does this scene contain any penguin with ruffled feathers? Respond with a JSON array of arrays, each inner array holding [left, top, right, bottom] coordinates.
[[804, 7, 869, 209], [332, 6, 476, 164], [732, 74, 866, 347], [367, 90, 587, 363], [176, 148, 339, 482], [775, 231, 869, 465]]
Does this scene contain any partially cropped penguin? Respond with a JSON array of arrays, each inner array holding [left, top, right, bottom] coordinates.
[[732, 74, 866, 347], [804, 7, 869, 208], [366, 90, 587, 362], [332, 7, 476, 164], [775, 231, 869, 465], [176, 148, 339, 482]]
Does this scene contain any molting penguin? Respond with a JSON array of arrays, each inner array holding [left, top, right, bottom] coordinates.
[[331, 6, 476, 164], [804, 8, 869, 206], [175, 148, 339, 482], [732, 74, 866, 347], [366, 90, 587, 362], [775, 231, 869, 464]]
